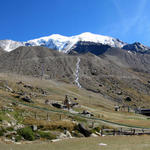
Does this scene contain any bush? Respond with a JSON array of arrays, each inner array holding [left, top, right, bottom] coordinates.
[[17, 127, 35, 141], [0, 128, 6, 136], [0, 116, 2, 122], [0, 130, 4, 136], [37, 131, 56, 140], [6, 127, 14, 132], [91, 127, 101, 133], [15, 135, 22, 142]]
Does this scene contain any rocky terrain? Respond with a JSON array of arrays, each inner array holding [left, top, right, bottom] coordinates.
[[0, 44, 150, 107], [0, 48, 6, 56]]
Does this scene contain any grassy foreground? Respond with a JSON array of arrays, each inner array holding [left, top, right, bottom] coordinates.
[[1, 136, 150, 150]]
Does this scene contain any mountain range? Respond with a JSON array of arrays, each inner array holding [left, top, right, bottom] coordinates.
[[0, 32, 150, 107], [0, 32, 150, 54]]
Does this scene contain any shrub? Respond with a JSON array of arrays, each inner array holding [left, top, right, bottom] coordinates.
[[15, 135, 22, 142], [17, 127, 35, 141], [0, 128, 6, 136], [92, 127, 101, 133], [37, 131, 56, 140], [0, 116, 2, 122], [0, 130, 4, 136], [6, 127, 14, 132]]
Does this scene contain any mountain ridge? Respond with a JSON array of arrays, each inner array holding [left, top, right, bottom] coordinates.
[[0, 32, 127, 52]]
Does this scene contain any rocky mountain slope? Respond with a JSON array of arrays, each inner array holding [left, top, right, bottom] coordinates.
[[0, 45, 150, 107], [0, 47, 6, 55], [123, 42, 150, 54]]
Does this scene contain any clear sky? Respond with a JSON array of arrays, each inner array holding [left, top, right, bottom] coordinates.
[[0, 0, 150, 45]]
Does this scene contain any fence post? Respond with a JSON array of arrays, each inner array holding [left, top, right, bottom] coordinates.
[[120, 128, 122, 135], [35, 112, 37, 119], [131, 128, 133, 135], [113, 129, 116, 136], [47, 113, 50, 121], [60, 114, 62, 120], [92, 122, 95, 128], [133, 129, 135, 135], [100, 128, 103, 136]]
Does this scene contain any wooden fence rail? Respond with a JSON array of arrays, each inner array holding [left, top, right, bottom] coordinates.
[[101, 128, 150, 136]]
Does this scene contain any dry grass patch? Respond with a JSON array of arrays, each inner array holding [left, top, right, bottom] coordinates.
[[24, 118, 76, 131], [1, 135, 150, 150]]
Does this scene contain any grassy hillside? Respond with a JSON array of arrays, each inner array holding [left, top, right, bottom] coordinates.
[[0, 73, 150, 129], [0, 73, 150, 149]]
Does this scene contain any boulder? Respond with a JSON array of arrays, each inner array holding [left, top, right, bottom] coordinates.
[[36, 87, 47, 95], [116, 91, 122, 95], [81, 110, 94, 117], [58, 133, 67, 139], [17, 92, 25, 96], [14, 124, 24, 130], [23, 84, 33, 90], [64, 130, 72, 138], [125, 96, 132, 102], [90, 133, 98, 137], [52, 103, 62, 109], [76, 124, 91, 137], [21, 96, 34, 103], [31, 125, 38, 131], [45, 100, 52, 105], [11, 120, 17, 126], [2, 106, 14, 112], [16, 81, 24, 85], [70, 102, 79, 108], [4, 85, 14, 93], [2, 120, 11, 128]]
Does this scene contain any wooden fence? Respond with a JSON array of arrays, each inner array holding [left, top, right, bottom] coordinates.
[[100, 128, 150, 136]]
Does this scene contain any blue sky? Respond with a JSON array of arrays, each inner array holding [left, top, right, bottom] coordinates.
[[0, 0, 150, 45]]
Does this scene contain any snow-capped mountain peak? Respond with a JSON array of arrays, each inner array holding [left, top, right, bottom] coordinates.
[[72, 32, 125, 48], [26, 34, 71, 52], [0, 40, 24, 52], [0, 32, 126, 52]]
